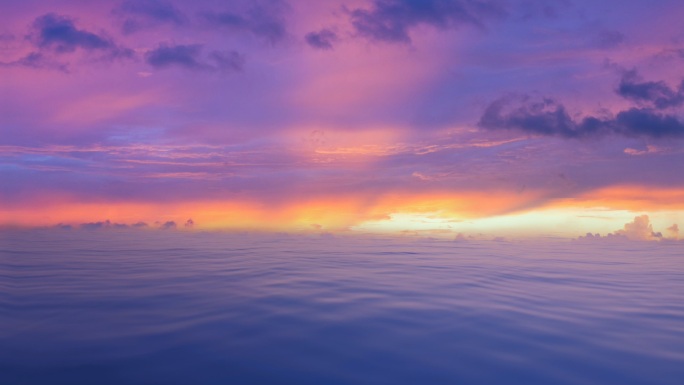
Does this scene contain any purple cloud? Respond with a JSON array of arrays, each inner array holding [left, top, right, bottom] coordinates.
[[348, 0, 505, 43], [481, 69, 684, 138], [115, 0, 187, 34], [480, 96, 684, 138], [31, 13, 131, 58], [203, 2, 289, 45], [145, 44, 243, 72], [145, 43, 204, 69], [305, 29, 337, 50], [617, 70, 684, 109]]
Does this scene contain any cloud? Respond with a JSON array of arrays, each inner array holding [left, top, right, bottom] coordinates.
[[69, 219, 189, 231], [79, 219, 129, 230], [208, 50, 245, 72], [578, 215, 678, 242], [31, 13, 131, 58], [3, 52, 68, 71], [145, 44, 243, 72], [667, 224, 679, 239], [145, 43, 204, 69], [479, 96, 684, 138], [305, 29, 337, 50], [617, 70, 684, 110], [63, 220, 196, 231], [616, 108, 684, 137], [203, 2, 288, 45], [479, 96, 606, 137], [623, 145, 664, 156], [160, 220, 177, 229], [614, 215, 662, 241], [348, 0, 505, 43], [115, 0, 187, 34]]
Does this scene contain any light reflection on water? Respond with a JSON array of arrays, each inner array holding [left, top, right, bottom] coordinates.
[[1, 230, 683, 385]]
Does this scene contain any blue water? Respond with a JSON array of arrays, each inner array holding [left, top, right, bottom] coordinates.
[[1, 230, 683, 385]]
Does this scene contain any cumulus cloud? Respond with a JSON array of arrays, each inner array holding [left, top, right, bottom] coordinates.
[[348, 0, 505, 43], [145, 43, 243, 72], [114, 0, 187, 34], [305, 29, 337, 50], [614, 215, 661, 241], [578, 215, 678, 241], [31, 13, 132, 58], [479, 96, 684, 138]]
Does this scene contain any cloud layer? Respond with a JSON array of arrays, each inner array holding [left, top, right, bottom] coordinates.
[[3, 0, 684, 233]]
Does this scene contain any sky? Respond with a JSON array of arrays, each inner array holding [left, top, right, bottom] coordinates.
[[2, 0, 684, 238]]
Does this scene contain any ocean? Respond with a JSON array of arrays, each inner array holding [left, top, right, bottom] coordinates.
[[1, 230, 683, 384]]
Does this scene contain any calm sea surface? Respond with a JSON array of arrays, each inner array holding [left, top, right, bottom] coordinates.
[[1, 230, 683, 385]]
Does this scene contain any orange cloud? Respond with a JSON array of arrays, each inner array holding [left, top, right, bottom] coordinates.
[[0, 187, 548, 232], [555, 186, 684, 212], [4, 184, 684, 235]]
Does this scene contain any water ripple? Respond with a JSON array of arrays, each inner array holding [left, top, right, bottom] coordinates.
[[1, 230, 683, 385]]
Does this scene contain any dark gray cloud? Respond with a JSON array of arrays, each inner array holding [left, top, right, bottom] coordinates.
[[31, 13, 131, 58], [617, 70, 684, 109], [115, 0, 187, 34], [145, 43, 244, 72], [348, 0, 505, 43], [305, 29, 337, 50], [203, 3, 288, 45], [479, 96, 684, 138]]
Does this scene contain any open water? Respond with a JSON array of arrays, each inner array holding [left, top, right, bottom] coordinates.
[[1, 230, 683, 384]]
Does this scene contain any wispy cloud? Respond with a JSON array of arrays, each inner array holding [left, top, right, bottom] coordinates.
[[115, 0, 187, 34], [202, 1, 289, 45], [145, 44, 244, 72], [348, 0, 505, 43]]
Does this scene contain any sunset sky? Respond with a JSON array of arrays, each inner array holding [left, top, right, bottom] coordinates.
[[2, 0, 684, 237]]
